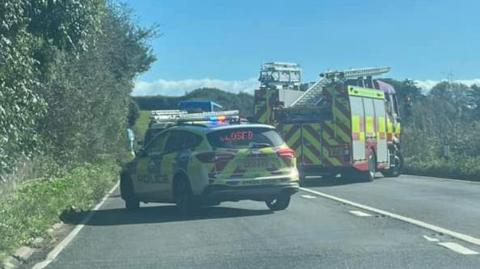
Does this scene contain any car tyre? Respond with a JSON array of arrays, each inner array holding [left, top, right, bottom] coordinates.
[[174, 176, 196, 216], [265, 194, 291, 211], [120, 173, 140, 210]]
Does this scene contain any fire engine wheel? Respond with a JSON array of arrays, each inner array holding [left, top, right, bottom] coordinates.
[[299, 170, 307, 187], [360, 153, 376, 182], [382, 151, 403, 178]]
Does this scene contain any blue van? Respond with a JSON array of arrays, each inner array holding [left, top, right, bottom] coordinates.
[[178, 100, 223, 113]]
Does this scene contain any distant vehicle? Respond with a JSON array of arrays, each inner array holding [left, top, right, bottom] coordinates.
[[178, 100, 223, 113], [121, 110, 299, 214], [142, 101, 223, 146], [255, 63, 402, 183]]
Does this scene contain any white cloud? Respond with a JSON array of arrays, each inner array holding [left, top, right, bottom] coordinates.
[[415, 79, 480, 91], [132, 78, 259, 96]]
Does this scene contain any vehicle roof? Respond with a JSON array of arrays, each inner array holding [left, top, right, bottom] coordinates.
[[166, 123, 276, 134]]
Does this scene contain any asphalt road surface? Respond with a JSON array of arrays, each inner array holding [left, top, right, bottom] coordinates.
[[38, 175, 480, 269]]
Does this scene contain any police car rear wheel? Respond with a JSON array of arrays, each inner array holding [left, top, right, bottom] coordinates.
[[265, 194, 290, 211], [174, 176, 196, 216]]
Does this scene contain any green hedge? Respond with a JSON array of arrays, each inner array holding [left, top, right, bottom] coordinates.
[[0, 159, 119, 259], [404, 156, 480, 181]]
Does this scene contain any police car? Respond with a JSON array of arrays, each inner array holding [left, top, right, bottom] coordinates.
[[120, 110, 299, 214]]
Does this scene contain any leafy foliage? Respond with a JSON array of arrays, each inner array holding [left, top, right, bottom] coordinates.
[[390, 79, 480, 179], [0, 1, 156, 175]]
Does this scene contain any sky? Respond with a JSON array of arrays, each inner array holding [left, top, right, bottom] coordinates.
[[124, 0, 480, 96]]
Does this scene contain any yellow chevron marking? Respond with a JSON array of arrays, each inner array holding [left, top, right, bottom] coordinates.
[[333, 106, 351, 130], [302, 146, 322, 164], [325, 121, 350, 143]]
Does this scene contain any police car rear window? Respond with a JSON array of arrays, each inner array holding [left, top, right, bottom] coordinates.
[[207, 127, 284, 149]]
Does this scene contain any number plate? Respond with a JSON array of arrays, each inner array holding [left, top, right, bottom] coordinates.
[[240, 158, 270, 169]]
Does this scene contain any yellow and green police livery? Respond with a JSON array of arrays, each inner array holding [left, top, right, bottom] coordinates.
[[121, 121, 299, 214]]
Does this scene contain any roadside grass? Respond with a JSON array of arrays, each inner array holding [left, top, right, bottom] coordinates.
[[0, 158, 119, 260], [133, 110, 150, 142]]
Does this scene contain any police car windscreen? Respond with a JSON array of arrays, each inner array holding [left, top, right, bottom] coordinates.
[[207, 127, 284, 149]]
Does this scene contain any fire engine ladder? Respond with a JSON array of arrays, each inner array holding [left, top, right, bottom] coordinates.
[[289, 67, 390, 107]]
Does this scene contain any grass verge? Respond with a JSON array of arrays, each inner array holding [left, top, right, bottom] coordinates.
[[0, 158, 119, 260]]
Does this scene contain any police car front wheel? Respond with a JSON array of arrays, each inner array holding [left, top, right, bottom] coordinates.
[[120, 173, 140, 210], [174, 176, 198, 216]]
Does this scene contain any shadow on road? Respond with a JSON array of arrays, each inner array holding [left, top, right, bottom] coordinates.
[[61, 205, 273, 226], [302, 177, 369, 187]]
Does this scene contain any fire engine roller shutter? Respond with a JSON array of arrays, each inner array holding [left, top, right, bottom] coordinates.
[[373, 99, 388, 163], [349, 96, 366, 161]]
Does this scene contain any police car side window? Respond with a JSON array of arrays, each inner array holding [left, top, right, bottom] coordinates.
[[164, 131, 202, 153], [164, 131, 180, 153], [183, 132, 202, 149], [146, 132, 167, 154]]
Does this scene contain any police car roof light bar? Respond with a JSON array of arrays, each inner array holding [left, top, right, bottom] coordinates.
[[150, 110, 240, 124]]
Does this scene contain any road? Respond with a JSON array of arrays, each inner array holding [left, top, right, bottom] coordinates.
[[36, 175, 480, 269]]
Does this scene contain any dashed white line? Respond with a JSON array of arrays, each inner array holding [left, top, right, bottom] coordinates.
[[423, 235, 440, 242], [301, 194, 317, 199], [349, 210, 372, 217], [32, 182, 120, 269], [438, 242, 479, 255], [300, 187, 480, 247]]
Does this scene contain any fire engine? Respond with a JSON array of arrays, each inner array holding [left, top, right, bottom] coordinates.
[[254, 62, 402, 183]]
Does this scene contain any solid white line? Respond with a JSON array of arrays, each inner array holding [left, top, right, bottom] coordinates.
[[349, 210, 372, 217], [300, 194, 317, 199], [300, 187, 480, 247], [423, 235, 440, 242], [438, 242, 479, 255], [32, 182, 119, 269]]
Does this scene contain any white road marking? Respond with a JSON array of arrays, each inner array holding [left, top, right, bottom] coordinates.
[[423, 235, 440, 242], [301, 194, 317, 199], [32, 182, 120, 269], [438, 242, 479, 255], [349, 210, 372, 217], [300, 187, 480, 247]]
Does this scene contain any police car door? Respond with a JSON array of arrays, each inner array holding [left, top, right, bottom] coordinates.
[[134, 132, 168, 200], [161, 130, 201, 201]]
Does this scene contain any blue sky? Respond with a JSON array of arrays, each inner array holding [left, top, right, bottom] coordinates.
[[124, 0, 480, 95]]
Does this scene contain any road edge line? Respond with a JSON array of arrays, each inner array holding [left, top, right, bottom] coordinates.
[[32, 181, 120, 269], [300, 187, 480, 247]]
